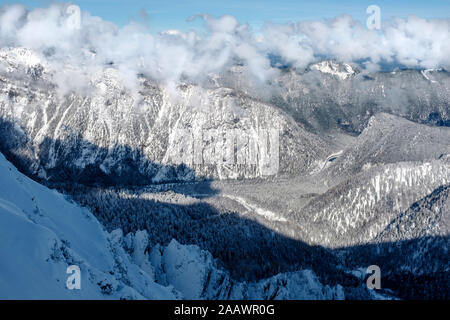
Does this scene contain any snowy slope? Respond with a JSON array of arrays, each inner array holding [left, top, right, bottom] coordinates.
[[0, 151, 357, 299], [296, 159, 450, 247], [0, 47, 330, 184], [148, 239, 346, 300], [310, 61, 357, 80], [0, 151, 177, 299]]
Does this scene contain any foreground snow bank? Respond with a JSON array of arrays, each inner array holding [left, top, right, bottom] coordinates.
[[0, 152, 177, 299], [0, 152, 345, 299]]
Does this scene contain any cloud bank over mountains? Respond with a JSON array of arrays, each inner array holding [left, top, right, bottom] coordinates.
[[0, 3, 449, 92]]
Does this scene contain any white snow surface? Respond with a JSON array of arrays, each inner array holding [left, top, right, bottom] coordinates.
[[0, 152, 177, 299], [0, 152, 346, 300], [310, 61, 356, 80]]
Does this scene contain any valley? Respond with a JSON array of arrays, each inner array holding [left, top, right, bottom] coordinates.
[[0, 46, 448, 300]]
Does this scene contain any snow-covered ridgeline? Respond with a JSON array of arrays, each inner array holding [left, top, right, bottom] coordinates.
[[0, 47, 329, 182], [299, 160, 450, 247], [0, 152, 347, 299], [310, 61, 356, 80]]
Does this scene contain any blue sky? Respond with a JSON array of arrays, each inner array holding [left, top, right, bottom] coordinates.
[[1, 0, 450, 31]]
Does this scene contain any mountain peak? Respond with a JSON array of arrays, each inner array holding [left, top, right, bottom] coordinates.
[[0, 47, 45, 71], [310, 60, 357, 79]]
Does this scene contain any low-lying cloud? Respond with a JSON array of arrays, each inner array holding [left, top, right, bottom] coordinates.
[[0, 3, 449, 94]]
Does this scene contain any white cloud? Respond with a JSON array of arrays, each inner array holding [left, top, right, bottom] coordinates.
[[0, 3, 449, 94]]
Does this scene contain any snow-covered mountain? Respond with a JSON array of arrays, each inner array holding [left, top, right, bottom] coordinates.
[[309, 61, 357, 80], [1, 48, 449, 185], [0, 151, 356, 299], [297, 159, 450, 247], [378, 184, 449, 243], [0, 151, 177, 299], [320, 113, 450, 183], [272, 62, 450, 133], [0, 46, 448, 300], [0, 47, 331, 184]]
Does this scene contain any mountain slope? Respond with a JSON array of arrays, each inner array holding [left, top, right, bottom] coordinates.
[[0, 152, 179, 299], [339, 185, 450, 299], [321, 113, 450, 184], [0, 151, 358, 299], [271, 63, 450, 133], [378, 184, 449, 243], [294, 159, 450, 248], [0, 47, 330, 185]]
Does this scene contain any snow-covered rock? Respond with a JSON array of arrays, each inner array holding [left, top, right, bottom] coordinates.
[[150, 239, 346, 300], [0, 151, 176, 299], [0, 48, 330, 183], [310, 60, 356, 80], [0, 151, 353, 299]]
